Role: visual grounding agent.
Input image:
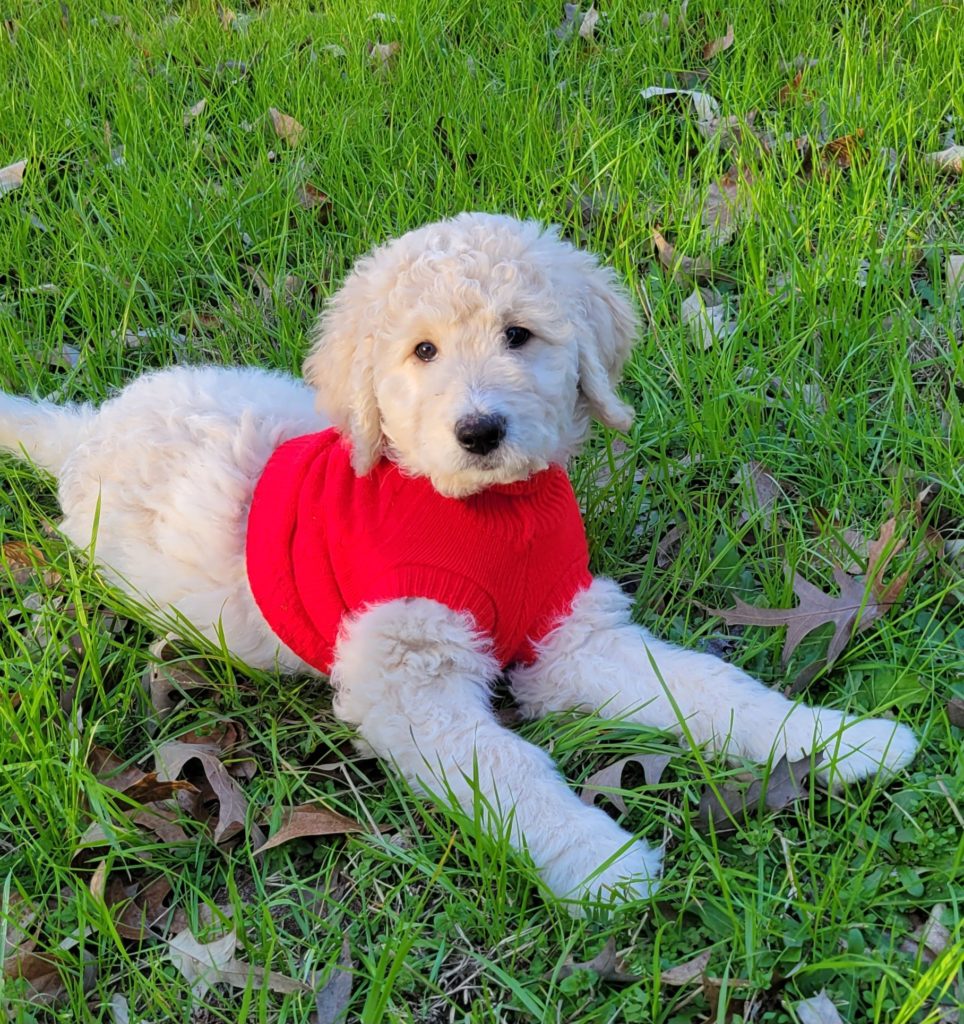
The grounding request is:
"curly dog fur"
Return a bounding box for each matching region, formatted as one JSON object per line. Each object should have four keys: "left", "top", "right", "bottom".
{"left": 0, "top": 212, "right": 917, "bottom": 907}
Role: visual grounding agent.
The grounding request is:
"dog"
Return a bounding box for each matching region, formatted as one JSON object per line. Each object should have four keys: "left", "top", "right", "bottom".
{"left": 0, "top": 212, "right": 917, "bottom": 907}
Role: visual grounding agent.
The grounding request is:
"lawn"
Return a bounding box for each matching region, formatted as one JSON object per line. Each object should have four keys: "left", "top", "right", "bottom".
{"left": 1, "top": 0, "right": 962, "bottom": 1021}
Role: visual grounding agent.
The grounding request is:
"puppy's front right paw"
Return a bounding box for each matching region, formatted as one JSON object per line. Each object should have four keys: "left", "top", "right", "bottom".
{"left": 539, "top": 809, "right": 662, "bottom": 911}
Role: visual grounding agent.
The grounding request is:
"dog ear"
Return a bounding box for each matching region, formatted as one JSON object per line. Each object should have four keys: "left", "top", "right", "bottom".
{"left": 303, "top": 259, "right": 383, "bottom": 474}
{"left": 574, "top": 260, "right": 639, "bottom": 432}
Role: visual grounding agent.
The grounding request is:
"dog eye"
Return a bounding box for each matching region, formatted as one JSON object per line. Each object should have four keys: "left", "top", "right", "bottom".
{"left": 504, "top": 326, "right": 531, "bottom": 349}
{"left": 414, "top": 341, "right": 438, "bottom": 362}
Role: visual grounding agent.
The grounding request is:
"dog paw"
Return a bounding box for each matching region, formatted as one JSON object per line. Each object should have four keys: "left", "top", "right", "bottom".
{"left": 815, "top": 716, "right": 918, "bottom": 787}
{"left": 539, "top": 811, "right": 662, "bottom": 911}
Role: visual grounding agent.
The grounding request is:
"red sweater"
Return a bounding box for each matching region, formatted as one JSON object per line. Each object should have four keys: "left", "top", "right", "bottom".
{"left": 245, "top": 429, "right": 592, "bottom": 674}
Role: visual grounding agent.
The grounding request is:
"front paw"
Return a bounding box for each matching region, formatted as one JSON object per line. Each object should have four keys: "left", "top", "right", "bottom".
{"left": 815, "top": 716, "right": 918, "bottom": 787}
{"left": 540, "top": 810, "right": 662, "bottom": 910}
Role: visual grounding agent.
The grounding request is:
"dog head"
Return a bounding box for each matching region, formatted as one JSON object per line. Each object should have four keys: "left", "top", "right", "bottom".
{"left": 303, "top": 212, "right": 638, "bottom": 497}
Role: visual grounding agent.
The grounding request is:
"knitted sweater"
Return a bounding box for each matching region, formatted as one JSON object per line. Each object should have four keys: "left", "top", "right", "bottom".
{"left": 245, "top": 429, "right": 592, "bottom": 674}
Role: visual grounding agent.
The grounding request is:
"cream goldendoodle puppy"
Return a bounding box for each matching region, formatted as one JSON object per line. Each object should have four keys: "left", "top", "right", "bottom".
{"left": 0, "top": 212, "right": 916, "bottom": 906}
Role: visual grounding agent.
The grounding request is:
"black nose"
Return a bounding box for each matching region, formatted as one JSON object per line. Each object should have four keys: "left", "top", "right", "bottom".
{"left": 455, "top": 413, "right": 507, "bottom": 456}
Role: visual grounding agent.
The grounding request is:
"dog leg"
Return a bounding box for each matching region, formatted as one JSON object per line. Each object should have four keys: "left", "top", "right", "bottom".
{"left": 510, "top": 579, "right": 917, "bottom": 787}
{"left": 331, "top": 598, "right": 662, "bottom": 905}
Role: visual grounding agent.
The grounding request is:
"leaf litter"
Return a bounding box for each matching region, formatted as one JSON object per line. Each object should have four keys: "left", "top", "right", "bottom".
{"left": 579, "top": 754, "right": 672, "bottom": 813}
{"left": 253, "top": 802, "right": 364, "bottom": 854}
{"left": 706, "top": 518, "right": 925, "bottom": 672}
{"left": 168, "top": 926, "right": 310, "bottom": 997}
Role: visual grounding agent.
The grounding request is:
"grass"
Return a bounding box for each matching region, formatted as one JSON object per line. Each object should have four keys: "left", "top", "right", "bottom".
{"left": 0, "top": 0, "right": 962, "bottom": 1021}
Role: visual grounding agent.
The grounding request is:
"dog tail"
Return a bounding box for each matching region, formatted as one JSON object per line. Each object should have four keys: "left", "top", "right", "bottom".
{"left": 0, "top": 392, "right": 94, "bottom": 477}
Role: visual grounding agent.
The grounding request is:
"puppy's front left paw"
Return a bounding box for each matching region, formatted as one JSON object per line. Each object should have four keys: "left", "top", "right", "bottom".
{"left": 816, "top": 716, "right": 918, "bottom": 787}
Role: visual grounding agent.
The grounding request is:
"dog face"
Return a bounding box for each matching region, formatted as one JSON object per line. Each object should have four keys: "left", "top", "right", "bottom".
{"left": 304, "top": 213, "right": 639, "bottom": 497}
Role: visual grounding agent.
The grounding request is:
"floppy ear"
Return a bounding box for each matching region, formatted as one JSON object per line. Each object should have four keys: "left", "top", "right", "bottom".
{"left": 573, "top": 259, "right": 639, "bottom": 432}
{"left": 303, "top": 257, "right": 383, "bottom": 474}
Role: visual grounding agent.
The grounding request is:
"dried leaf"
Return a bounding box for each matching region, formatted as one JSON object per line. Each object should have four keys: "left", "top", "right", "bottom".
{"left": 640, "top": 85, "right": 720, "bottom": 125}
{"left": 923, "top": 145, "right": 964, "bottom": 175}
{"left": 578, "top": 5, "right": 599, "bottom": 39}
{"left": 105, "top": 874, "right": 172, "bottom": 941}
{"left": 367, "top": 40, "right": 400, "bottom": 71}
{"left": 702, "top": 24, "right": 734, "bottom": 60}
{"left": 707, "top": 518, "right": 917, "bottom": 668}
{"left": 640, "top": 1, "right": 688, "bottom": 32}
{"left": 948, "top": 699, "right": 964, "bottom": 729}
{"left": 154, "top": 739, "right": 248, "bottom": 843}
{"left": 778, "top": 70, "right": 814, "bottom": 105}
{"left": 253, "top": 802, "right": 364, "bottom": 854}
{"left": 579, "top": 755, "right": 672, "bottom": 814}
{"left": 1, "top": 541, "right": 46, "bottom": 587}
{"left": 267, "top": 108, "right": 304, "bottom": 147}
{"left": 168, "top": 927, "right": 310, "bottom": 997}
{"left": 695, "top": 166, "right": 753, "bottom": 247}
{"left": 681, "top": 288, "right": 736, "bottom": 349}
{"left": 315, "top": 939, "right": 353, "bottom": 1024}
{"left": 656, "top": 524, "right": 686, "bottom": 569}
{"left": 697, "top": 754, "right": 815, "bottom": 834}
{"left": 793, "top": 990, "right": 846, "bottom": 1024}
{"left": 142, "top": 636, "right": 210, "bottom": 719}
{"left": 0, "top": 158, "right": 26, "bottom": 196}
{"left": 653, "top": 229, "right": 713, "bottom": 281}
{"left": 820, "top": 131, "right": 865, "bottom": 172}
{"left": 901, "top": 904, "right": 953, "bottom": 963}
{"left": 217, "top": 5, "right": 235, "bottom": 30}
{"left": 2, "top": 948, "right": 96, "bottom": 1007}
{"left": 946, "top": 254, "right": 964, "bottom": 304}
{"left": 183, "top": 99, "right": 206, "bottom": 127}
{"left": 49, "top": 344, "right": 81, "bottom": 369}
{"left": 660, "top": 949, "right": 711, "bottom": 986}
{"left": 296, "top": 181, "right": 333, "bottom": 222}
{"left": 557, "top": 937, "right": 640, "bottom": 985}
{"left": 732, "top": 461, "right": 788, "bottom": 523}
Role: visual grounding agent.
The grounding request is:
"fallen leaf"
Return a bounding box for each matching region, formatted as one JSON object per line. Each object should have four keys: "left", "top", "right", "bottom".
{"left": 295, "top": 181, "right": 333, "bottom": 222}
{"left": 793, "top": 990, "right": 846, "bottom": 1024}
{"left": 681, "top": 288, "right": 736, "bottom": 349}
{"left": 946, "top": 255, "right": 964, "bottom": 304}
{"left": 217, "top": 5, "right": 235, "bottom": 29}
{"left": 639, "top": 1, "right": 688, "bottom": 32}
{"left": 141, "top": 636, "right": 210, "bottom": 719}
{"left": 2, "top": 948, "right": 96, "bottom": 1007}
{"left": 778, "top": 70, "right": 814, "bottom": 105}
{"left": 656, "top": 523, "right": 686, "bottom": 569}
{"left": 105, "top": 874, "right": 173, "bottom": 941}
{"left": 48, "top": 344, "right": 82, "bottom": 369}
{"left": 697, "top": 754, "right": 815, "bottom": 834}
{"left": 253, "top": 802, "right": 364, "bottom": 854}
{"left": 923, "top": 145, "right": 964, "bottom": 175}
{"left": 653, "top": 230, "right": 712, "bottom": 280}
{"left": 267, "top": 108, "right": 304, "bottom": 147}
{"left": 901, "top": 904, "right": 952, "bottom": 963}
{"left": 706, "top": 518, "right": 917, "bottom": 668}
{"left": 578, "top": 5, "right": 599, "bottom": 39}
{"left": 660, "top": 949, "right": 711, "bottom": 986}
{"left": 557, "top": 937, "right": 640, "bottom": 985}
{"left": 702, "top": 24, "right": 734, "bottom": 60}
{"left": 154, "top": 737, "right": 249, "bottom": 843}
{"left": 1, "top": 541, "right": 46, "bottom": 587}
{"left": 948, "top": 699, "right": 964, "bottom": 728}
{"left": 732, "top": 461, "right": 789, "bottom": 523}
{"left": 819, "top": 131, "right": 865, "bottom": 172}
{"left": 183, "top": 99, "right": 207, "bottom": 127}
{"left": 0, "top": 158, "right": 26, "bottom": 196}
{"left": 579, "top": 755, "right": 672, "bottom": 814}
{"left": 367, "top": 40, "right": 400, "bottom": 72}
{"left": 640, "top": 85, "right": 720, "bottom": 125}
{"left": 695, "top": 166, "right": 753, "bottom": 247}
{"left": 315, "top": 939, "right": 353, "bottom": 1024}
{"left": 168, "top": 927, "right": 310, "bottom": 997}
